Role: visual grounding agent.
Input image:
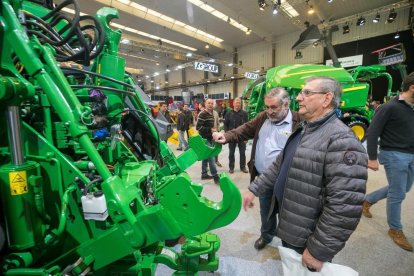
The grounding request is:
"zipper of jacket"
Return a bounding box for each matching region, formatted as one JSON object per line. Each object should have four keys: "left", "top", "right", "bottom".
{"left": 275, "top": 125, "right": 305, "bottom": 236}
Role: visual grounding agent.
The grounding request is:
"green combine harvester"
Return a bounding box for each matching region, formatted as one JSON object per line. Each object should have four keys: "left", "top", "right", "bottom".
{"left": 242, "top": 64, "right": 396, "bottom": 141}
{"left": 0, "top": 0, "right": 241, "bottom": 275}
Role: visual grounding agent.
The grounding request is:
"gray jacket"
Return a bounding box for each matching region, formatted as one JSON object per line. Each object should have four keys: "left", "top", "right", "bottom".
{"left": 249, "top": 111, "right": 367, "bottom": 262}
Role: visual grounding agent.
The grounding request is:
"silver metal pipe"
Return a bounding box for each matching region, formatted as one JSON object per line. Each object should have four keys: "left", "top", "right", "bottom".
{"left": 6, "top": 106, "right": 24, "bottom": 165}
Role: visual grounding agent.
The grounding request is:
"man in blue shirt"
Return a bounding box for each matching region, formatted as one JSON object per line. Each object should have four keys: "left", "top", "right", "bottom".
{"left": 213, "top": 88, "right": 300, "bottom": 250}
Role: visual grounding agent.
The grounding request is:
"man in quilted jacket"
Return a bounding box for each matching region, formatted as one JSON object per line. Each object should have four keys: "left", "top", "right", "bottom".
{"left": 243, "top": 76, "right": 368, "bottom": 271}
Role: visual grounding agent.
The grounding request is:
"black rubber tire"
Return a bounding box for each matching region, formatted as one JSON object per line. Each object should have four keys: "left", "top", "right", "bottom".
{"left": 347, "top": 121, "right": 368, "bottom": 142}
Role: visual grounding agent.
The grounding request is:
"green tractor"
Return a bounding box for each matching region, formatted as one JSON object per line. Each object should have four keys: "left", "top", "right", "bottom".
{"left": 242, "top": 64, "right": 396, "bottom": 141}
{"left": 0, "top": 1, "right": 241, "bottom": 275}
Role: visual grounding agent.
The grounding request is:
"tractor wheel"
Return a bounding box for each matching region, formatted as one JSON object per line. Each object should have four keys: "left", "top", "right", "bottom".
{"left": 347, "top": 121, "right": 368, "bottom": 142}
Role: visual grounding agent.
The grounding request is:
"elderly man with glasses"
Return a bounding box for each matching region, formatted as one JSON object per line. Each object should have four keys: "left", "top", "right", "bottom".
{"left": 243, "top": 76, "right": 368, "bottom": 271}
{"left": 213, "top": 88, "right": 301, "bottom": 250}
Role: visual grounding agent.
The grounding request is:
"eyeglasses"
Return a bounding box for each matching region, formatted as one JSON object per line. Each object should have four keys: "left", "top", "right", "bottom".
{"left": 299, "top": 89, "right": 328, "bottom": 97}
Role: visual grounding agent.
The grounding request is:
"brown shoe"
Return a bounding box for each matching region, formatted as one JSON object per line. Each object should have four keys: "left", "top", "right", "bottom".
{"left": 362, "top": 200, "right": 373, "bottom": 218}
{"left": 388, "top": 229, "right": 413, "bottom": 251}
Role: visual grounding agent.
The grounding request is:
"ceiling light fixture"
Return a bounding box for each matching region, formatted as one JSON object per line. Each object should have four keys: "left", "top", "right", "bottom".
{"left": 246, "top": 28, "right": 252, "bottom": 35}
{"left": 373, "top": 13, "right": 380, "bottom": 23}
{"left": 356, "top": 16, "right": 366, "bottom": 26}
{"left": 205, "top": 44, "right": 210, "bottom": 49}
{"left": 272, "top": 4, "right": 278, "bottom": 15}
{"left": 258, "top": 0, "right": 267, "bottom": 11}
{"left": 342, "top": 23, "right": 350, "bottom": 34}
{"left": 394, "top": 32, "right": 400, "bottom": 39}
{"left": 187, "top": 0, "right": 250, "bottom": 33}
{"left": 306, "top": 1, "right": 314, "bottom": 15}
{"left": 387, "top": 9, "right": 397, "bottom": 23}
{"left": 328, "top": 0, "right": 333, "bottom": 3}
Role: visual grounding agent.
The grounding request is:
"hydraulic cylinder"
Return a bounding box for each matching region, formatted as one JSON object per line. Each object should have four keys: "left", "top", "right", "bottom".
{"left": 0, "top": 162, "right": 41, "bottom": 250}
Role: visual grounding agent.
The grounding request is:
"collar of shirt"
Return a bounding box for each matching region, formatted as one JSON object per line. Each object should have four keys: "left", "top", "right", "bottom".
{"left": 271, "top": 110, "right": 292, "bottom": 126}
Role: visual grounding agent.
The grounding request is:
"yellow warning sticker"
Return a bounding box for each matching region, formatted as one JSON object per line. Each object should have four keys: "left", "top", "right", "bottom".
{"left": 9, "top": 171, "right": 28, "bottom": 195}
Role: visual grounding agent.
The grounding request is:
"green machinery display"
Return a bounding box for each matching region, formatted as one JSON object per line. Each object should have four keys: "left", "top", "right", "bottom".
{"left": 0, "top": 0, "right": 241, "bottom": 275}
{"left": 242, "top": 64, "right": 396, "bottom": 140}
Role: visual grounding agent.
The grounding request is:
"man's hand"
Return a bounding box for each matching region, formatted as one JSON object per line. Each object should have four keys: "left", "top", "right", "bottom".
{"left": 212, "top": 132, "right": 227, "bottom": 144}
{"left": 242, "top": 191, "right": 256, "bottom": 211}
{"left": 368, "top": 159, "right": 379, "bottom": 171}
{"left": 302, "top": 248, "right": 323, "bottom": 272}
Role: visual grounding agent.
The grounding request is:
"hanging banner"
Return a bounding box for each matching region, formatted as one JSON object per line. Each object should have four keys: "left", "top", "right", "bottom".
{"left": 194, "top": 62, "right": 219, "bottom": 73}
{"left": 244, "top": 72, "right": 260, "bottom": 80}
{"left": 326, "top": 55, "right": 363, "bottom": 68}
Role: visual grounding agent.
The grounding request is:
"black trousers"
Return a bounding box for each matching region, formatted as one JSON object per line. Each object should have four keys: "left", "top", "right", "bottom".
{"left": 228, "top": 142, "right": 246, "bottom": 170}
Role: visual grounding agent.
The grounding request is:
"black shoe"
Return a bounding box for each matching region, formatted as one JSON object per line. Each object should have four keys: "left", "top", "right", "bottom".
{"left": 201, "top": 175, "right": 213, "bottom": 180}
{"left": 229, "top": 169, "right": 234, "bottom": 174}
{"left": 254, "top": 237, "right": 269, "bottom": 250}
{"left": 241, "top": 168, "right": 248, "bottom": 173}
{"left": 213, "top": 176, "right": 220, "bottom": 184}
{"left": 177, "top": 148, "right": 183, "bottom": 151}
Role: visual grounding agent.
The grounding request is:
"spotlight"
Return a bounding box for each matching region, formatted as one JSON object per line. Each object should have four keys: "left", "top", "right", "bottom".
{"left": 343, "top": 23, "right": 350, "bottom": 34}
{"left": 205, "top": 44, "right": 210, "bottom": 49}
{"left": 387, "top": 9, "right": 397, "bottom": 23}
{"left": 308, "top": 5, "right": 314, "bottom": 15}
{"left": 313, "top": 41, "right": 319, "bottom": 47}
{"left": 356, "top": 16, "right": 365, "bottom": 26}
{"left": 258, "top": 0, "right": 267, "bottom": 11}
{"left": 394, "top": 32, "right": 400, "bottom": 39}
{"left": 272, "top": 4, "right": 278, "bottom": 15}
{"left": 373, "top": 13, "right": 380, "bottom": 23}
{"left": 328, "top": 0, "right": 333, "bottom": 3}
{"left": 295, "top": 50, "right": 303, "bottom": 59}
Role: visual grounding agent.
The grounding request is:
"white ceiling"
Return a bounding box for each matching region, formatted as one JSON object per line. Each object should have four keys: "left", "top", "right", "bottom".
{"left": 75, "top": 0, "right": 411, "bottom": 76}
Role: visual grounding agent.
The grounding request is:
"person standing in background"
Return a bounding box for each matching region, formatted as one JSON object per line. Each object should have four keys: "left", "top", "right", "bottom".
{"left": 223, "top": 98, "right": 248, "bottom": 174}
{"left": 183, "top": 104, "right": 193, "bottom": 140}
{"left": 196, "top": 99, "right": 219, "bottom": 184}
{"left": 363, "top": 72, "right": 414, "bottom": 251}
{"left": 160, "top": 102, "right": 172, "bottom": 123}
{"left": 218, "top": 101, "right": 228, "bottom": 119}
{"left": 176, "top": 107, "right": 188, "bottom": 151}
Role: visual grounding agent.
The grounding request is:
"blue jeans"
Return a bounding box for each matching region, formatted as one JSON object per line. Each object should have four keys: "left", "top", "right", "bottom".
{"left": 201, "top": 140, "right": 218, "bottom": 177}
{"left": 365, "top": 150, "right": 414, "bottom": 230}
{"left": 178, "top": 130, "right": 188, "bottom": 149}
{"left": 259, "top": 190, "right": 277, "bottom": 243}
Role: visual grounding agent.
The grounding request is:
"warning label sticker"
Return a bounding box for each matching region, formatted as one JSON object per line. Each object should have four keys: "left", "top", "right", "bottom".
{"left": 9, "top": 171, "right": 28, "bottom": 195}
